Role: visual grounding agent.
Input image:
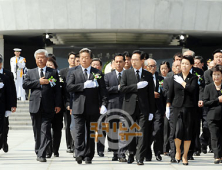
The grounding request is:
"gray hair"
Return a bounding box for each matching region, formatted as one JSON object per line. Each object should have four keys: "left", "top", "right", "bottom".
{"left": 34, "top": 49, "right": 48, "bottom": 58}
{"left": 183, "top": 50, "right": 195, "bottom": 57}
{"left": 144, "top": 58, "right": 157, "bottom": 66}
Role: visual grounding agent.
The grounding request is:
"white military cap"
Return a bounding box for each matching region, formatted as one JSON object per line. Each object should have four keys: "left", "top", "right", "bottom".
{"left": 13, "top": 48, "right": 22, "bottom": 52}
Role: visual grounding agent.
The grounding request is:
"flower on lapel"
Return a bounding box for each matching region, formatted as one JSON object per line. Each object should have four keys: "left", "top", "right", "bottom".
{"left": 59, "top": 76, "right": 64, "bottom": 83}
{"left": 195, "top": 72, "right": 203, "bottom": 80}
{"left": 48, "top": 76, "right": 57, "bottom": 87}
{"left": 159, "top": 80, "right": 164, "bottom": 88}
{"left": 93, "top": 72, "right": 102, "bottom": 80}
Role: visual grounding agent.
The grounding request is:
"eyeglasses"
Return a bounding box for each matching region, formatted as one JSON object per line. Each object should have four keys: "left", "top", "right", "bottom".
{"left": 147, "top": 65, "right": 156, "bottom": 68}
{"left": 131, "top": 59, "right": 140, "bottom": 62}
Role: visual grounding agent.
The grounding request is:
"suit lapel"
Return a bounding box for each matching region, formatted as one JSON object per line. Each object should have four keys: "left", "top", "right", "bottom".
{"left": 112, "top": 70, "right": 118, "bottom": 85}
{"left": 77, "top": 66, "right": 86, "bottom": 82}
{"left": 45, "top": 67, "right": 50, "bottom": 79}
{"left": 35, "top": 67, "right": 40, "bottom": 79}
{"left": 89, "top": 67, "right": 94, "bottom": 80}
{"left": 130, "top": 69, "right": 138, "bottom": 84}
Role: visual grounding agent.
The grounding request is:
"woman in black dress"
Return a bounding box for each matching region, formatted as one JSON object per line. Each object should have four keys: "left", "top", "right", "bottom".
{"left": 166, "top": 55, "right": 198, "bottom": 165}
{"left": 203, "top": 65, "right": 222, "bottom": 164}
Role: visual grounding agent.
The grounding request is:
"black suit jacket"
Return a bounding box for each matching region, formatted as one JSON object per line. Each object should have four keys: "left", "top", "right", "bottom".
{"left": 66, "top": 65, "right": 108, "bottom": 115}
{"left": 204, "top": 69, "right": 213, "bottom": 86}
{"left": 203, "top": 83, "right": 222, "bottom": 120}
{"left": 23, "top": 67, "right": 61, "bottom": 113}
{"left": 0, "top": 74, "right": 11, "bottom": 113}
{"left": 167, "top": 72, "right": 198, "bottom": 108}
{"left": 120, "top": 69, "right": 155, "bottom": 116}
{"left": 104, "top": 70, "right": 124, "bottom": 110}
{"left": 154, "top": 73, "right": 165, "bottom": 114}
{"left": 3, "top": 69, "right": 17, "bottom": 107}
{"left": 59, "top": 67, "right": 70, "bottom": 108}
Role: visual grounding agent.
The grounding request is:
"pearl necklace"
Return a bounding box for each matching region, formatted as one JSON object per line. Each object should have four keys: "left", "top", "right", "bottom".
{"left": 214, "top": 83, "right": 221, "bottom": 89}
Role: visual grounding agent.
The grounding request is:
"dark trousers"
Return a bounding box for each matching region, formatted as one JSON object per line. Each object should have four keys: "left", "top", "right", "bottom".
{"left": 128, "top": 102, "right": 148, "bottom": 162}
{"left": 2, "top": 117, "right": 9, "bottom": 148}
{"left": 208, "top": 119, "right": 222, "bottom": 158}
{"left": 163, "top": 116, "right": 170, "bottom": 153}
{"left": 200, "top": 107, "right": 211, "bottom": 150}
{"left": 30, "top": 106, "right": 54, "bottom": 158}
{"left": 72, "top": 113, "right": 99, "bottom": 160}
{"left": 0, "top": 112, "right": 5, "bottom": 149}
{"left": 64, "top": 109, "right": 74, "bottom": 150}
{"left": 169, "top": 108, "right": 176, "bottom": 158}
{"left": 46, "top": 110, "right": 63, "bottom": 155}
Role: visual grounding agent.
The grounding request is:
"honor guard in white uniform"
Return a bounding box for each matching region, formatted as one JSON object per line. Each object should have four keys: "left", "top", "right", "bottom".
{"left": 10, "top": 48, "right": 26, "bottom": 101}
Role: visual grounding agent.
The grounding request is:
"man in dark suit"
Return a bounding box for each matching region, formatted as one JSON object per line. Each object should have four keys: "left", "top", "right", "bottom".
{"left": 23, "top": 49, "right": 61, "bottom": 162}
{"left": 67, "top": 48, "right": 108, "bottom": 164}
{"left": 120, "top": 50, "right": 155, "bottom": 165}
{"left": 0, "top": 54, "right": 17, "bottom": 153}
{"left": 59, "top": 52, "right": 75, "bottom": 153}
{"left": 144, "top": 58, "right": 165, "bottom": 161}
{"left": 104, "top": 53, "right": 126, "bottom": 161}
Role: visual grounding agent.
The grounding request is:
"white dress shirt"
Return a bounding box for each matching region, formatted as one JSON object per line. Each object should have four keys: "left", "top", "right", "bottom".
{"left": 115, "top": 69, "right": 124, "bottom": 78}
{"left": 0, "top": 68, "right": 3, "bottom": 74}
{"left": 133, "top": 67, "right": 142, "bottom": 79}
{"left": 38, "top": 66, "right": 46, "bottom": 78}
{"left": 81, "top": 65, "right": 91, "bottom": 79}
{"left": 153, "top": 73, "right": 156, "bottom": 87}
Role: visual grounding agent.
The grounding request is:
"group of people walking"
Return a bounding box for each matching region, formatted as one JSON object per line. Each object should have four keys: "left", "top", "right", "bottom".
{"left": 0, "top": 47, "right": 222, "bottom": 166}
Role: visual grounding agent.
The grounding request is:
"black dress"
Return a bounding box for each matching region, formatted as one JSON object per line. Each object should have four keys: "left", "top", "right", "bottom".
{"left": 167, "top": 72, "right": 198, "bottom": 140}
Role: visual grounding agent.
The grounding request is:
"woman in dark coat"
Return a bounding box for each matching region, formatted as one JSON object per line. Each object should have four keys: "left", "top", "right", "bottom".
{"left": 203, "top": 65, "right": 222, "bottom": 164}
{"left": 166, "top": 55, "right": 198, "bottom": 165}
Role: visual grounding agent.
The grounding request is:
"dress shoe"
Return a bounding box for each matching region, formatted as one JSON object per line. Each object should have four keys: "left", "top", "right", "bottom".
{"left": 66, "top": 149, "right": 73, "bottom": 153}
{"left": 127, "top": 155, "right": 134, "bottom": 164}
{"left": 3, "top": 143, "right": 8, "bottom": 153}
{"left": 156, "top": 155, "right": 162, "bottom": 161}
{"left": 112, "top": 156, "right": 118, "bottom": 161}
{"left": 76, "top": 156, "right": 82, "bottom": 164}
{"left": 145, "top": 158, "right": 151, "bottom": 161}
{"left": 183, "top": 162, "right": 189, "bottom": 165}
{"left": 188, "top": 156, "right": 194, "bottom": 160}
{"left": 214, "top": 159, "right": 220, "bottom": 164}
{"left": 98, "top": 152, "right": 104, "bottom": 157}
{"left": 182, "top": 157, "right": 188, "bottom": 165}
{"left": 54, "top": 153, "right": 59, "bottom": 157}
{"left": 137, "top": 161, "right": 144, "bottom": 165}
{"left": 119, "top": 158, "right": 127, "bottom": 162}
{"left": 85, "top": 157, "right": 92, "bottom": 164}
{"left": 170, "top": 158, "right": 177, "bottom": 163}
{"left": 202, "top": 149, "right": 207, "bottom": 154}
{"left": 37, "top": 157, "right": 47, "bottom": 162}
{"left": 194, "top": 151, "right": 200, "bottom": 156}
{"left": 46, "top": 154, "right": 52, "bottom": 158}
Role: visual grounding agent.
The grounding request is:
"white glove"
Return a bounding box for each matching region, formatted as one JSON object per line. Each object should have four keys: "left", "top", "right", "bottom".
{"left": 174, "top": 75, "right": 184, "bottom": 84}
{"left": 0, "top": 82, "right": 4, "bottom": 89}
{"left": 84, "top": 80, "right": 96, "bottom": 89}
{"left": 5, "top": 111, "right": 12, "bottom": 117}
{"left": 166, "top": 107, "right": 170, "bottom": 120}
{"left": 148, "top": 113, "right": 153, "bottom": 121}
{"left": 137, "top": 81, "right": 148, "bottom": 89}
{"left": 18, "top": 61, "right": 25, "bottom": 68}
{"left": 100, "top": 105, "right": 107, "bottom": 115}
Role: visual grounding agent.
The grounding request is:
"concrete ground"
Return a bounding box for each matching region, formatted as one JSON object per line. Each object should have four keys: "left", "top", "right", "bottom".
{"left": 0, "top": 130, "right": 221, "bottom": 170}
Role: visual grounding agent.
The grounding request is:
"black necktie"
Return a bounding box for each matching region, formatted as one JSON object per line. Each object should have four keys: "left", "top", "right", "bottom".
{"left": 118, "top": 73, "right": 121, "bottom": 85}
{"left": 84, "top": 69, "right": 88, "bottom": 80}
{"left": 136, "top": 70, "right": 140, "bottom": 82}
{"left": 40, "top": 68, "right": 44, "bottom": 78}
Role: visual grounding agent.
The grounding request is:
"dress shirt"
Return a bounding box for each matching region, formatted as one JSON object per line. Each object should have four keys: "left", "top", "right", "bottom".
{"left": 81, "top": 65, "right": 91, "bottom": 79}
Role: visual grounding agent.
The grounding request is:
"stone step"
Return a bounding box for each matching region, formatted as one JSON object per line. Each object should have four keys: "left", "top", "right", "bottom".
{"left": 15, "top": 109, "right": 29, "bottom": 112}
{"left": 10, "top": 113, "right": 30, "bottom": 117}
{"left": 9, "top": 117, "right": 32, "bottom": 121}
{"left": 9, "top": 121, "right": 32, "bottom": 125}
{"left": 9, "top": 125, "right": 33, "bottom": 130}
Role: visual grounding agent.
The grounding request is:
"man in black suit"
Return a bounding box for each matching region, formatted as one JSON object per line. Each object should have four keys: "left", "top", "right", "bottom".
{"left": 144, "top": 58, "right": 165, "bottom": 161}
{"left": 67, "top": 48, "right": 108, "bottom": 164}
{"left": 23, "top": 49, "right": 61, "bottom": 162}
{"left": 104, "top": 53, "right": 126, "bottom": 161}
{"left": 120, "top": 50, "right": 155, "bottom": 165}
{"left": 59, "top": 52, "right": 75, "bottom": 154}
{"left": 0, "top": 54, "right": 17, "bottom": 153}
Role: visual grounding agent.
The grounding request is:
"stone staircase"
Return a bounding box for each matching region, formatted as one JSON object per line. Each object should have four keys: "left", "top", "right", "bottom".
{"left": 9, "top": 101, "right": 32, "bottom": 130}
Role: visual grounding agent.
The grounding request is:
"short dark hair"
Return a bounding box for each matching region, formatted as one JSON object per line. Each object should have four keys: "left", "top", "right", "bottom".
{"left": 68, "top": 52, "right": 76, "bottom": 59}
{"left": 182, "top": 55, "right": 194, "bottom": 65}
{"left": 159, "top": 61, "right": 171, "bottom": 73}
{"left": 173, "top": 52, "right": 183, "bottom": 61}
{"left": 48, "top": 53, "right": 56, "bottom": 61}
{"left": 132, "top": 50, "right": 142, "bottom": 60}
{"left": 194, "top": 56, "right": 204, "bottom": 63}
{"left": 123, "top": 51, "right": 132, "bottom": 58}
{"left": 48, "top": 57, "right": 58, "bottom": 69}
{"left": 0, "top": 54, "right": 3, "bottom": 63}
{"left": 75, "top": 53, "right": 80, "bottom": 58}
{"left": 92, "top": 58, "right": 102, "bottom": 66}
{"left": 79, "top": 48, "right": 93, "bottom": 59}
{"left": 212, "top": 65, "right": 222, "bottom": 73}
{"left": 114, "top": 53, "right": 125, "bottom": 61}
{"left": 141, "top": 52, "right": 149, "bottom": 60}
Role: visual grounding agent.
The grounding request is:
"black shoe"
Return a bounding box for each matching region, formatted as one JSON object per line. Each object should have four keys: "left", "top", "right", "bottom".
{"left": 67, "top": 149, "right": 73, "bottom": 153}
{"left": 170, "top": 158, "right": 177, "bottom": 163}
{"left": 137, "top": 161, "right": 144, "bottom": 165}
{"left": 202, "top": 149, "right": 207, "bottom": 154}
{"left": 127, "top": 155, "right": 134, "bottom": 164}
{"left": 145, "top": 158, "right": 151, "bottom": 161}
{"left": 156, "top": 155, "right": 162, "bottom": 161}
{"left": 46, "top": 154, "right": 52, "bottom": 158}
{"left": 76, "top": 156, "right": 82, "bottom": 164}
{"left": 119, "top": 158, "right": 127, "bottom": 162}
{"left": 214, "top": 159, "right": 220, "bottom": 164}
{"left": 112, "top": 156, "right": 118, "bottom": 161}
{"left": 54, "top": 153, "right": 59, "bottom": 157}
{"left": 108, "top": 148, "right": 111, "bottom": 152}
{"left": 183, "top": 162, "right": 189, "bottom": 165}
{"left": 208, "top": 149, "right": 213, "bottom": 153}
{"left": 164, "top": 152, "right": 170, "bottom": 156}
{"left": 194, "top": 151, "right": 200, "bottom": 156}
{"left": 188, "top": 156, "right": 194, "bottom": 160}
{"left": 98, "top": 152, "right": 104, "bottom": 157}
{"left": 37, "top": 157, "right": 47, "bottom": 162}
{"left": 3, "top": 143, "right": 8, "bottom": 153}
{"left": 85, "top": 157, "right": 92, "bottom": 164}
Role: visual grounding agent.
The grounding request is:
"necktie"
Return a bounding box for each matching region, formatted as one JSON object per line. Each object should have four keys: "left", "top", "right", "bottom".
{"left": 136, "top": 70, "right": 140, "bottom": 82}
{"left": 40, "top": 68, "right": 44, "bottom": 78}
{"left": 118, "top": 73, "right": 121, "bottom": 85}
{"left": 153, "top": 75, "right": 156, "bottom": 87}
{"left": 84, "top": 69, "right": 88, "bottom": 80}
